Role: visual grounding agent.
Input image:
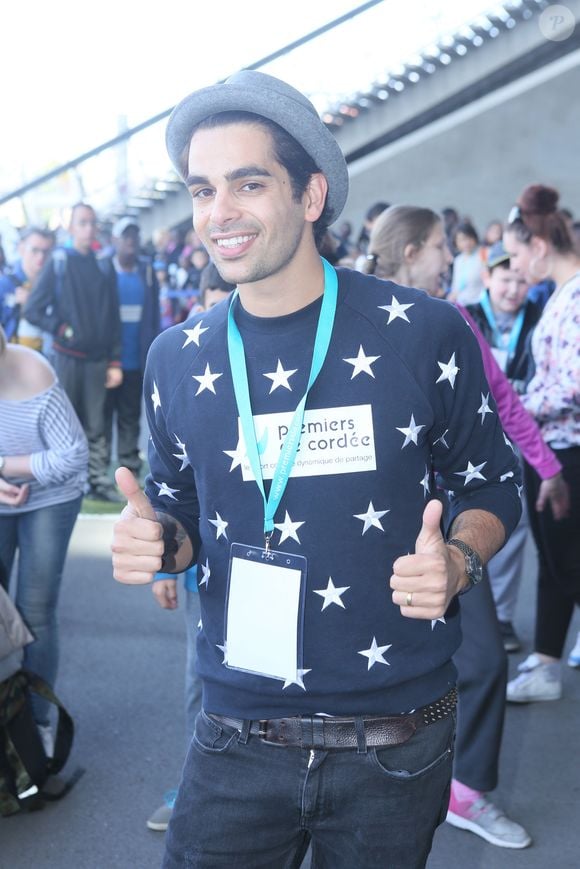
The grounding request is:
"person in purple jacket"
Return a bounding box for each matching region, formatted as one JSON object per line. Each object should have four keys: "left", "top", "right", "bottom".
{"left": 367, "top": 204, "right": 568, "bottom": 850}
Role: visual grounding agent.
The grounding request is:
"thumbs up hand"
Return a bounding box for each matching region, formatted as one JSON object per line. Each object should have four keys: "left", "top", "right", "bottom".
{"left": 390, "top": 499, "right": 464, "bottom": 620}
{"left": 111, "top": 467, "right": 164, "bottom": 585}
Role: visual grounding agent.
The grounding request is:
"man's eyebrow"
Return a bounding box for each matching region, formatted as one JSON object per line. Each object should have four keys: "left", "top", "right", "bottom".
{"left": 186, "top": 173, "right": 209, "bottom": 188}
{"left": 226, "top": 166, "right": 272, "bottom": 182}
{"left": 185, "top": 166, "right": 272, "bottom": 187}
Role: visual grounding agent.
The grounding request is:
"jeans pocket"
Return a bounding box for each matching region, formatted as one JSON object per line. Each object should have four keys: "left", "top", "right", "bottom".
{"left": 192, "top": 710, "right": 239, "bottom": 755}
{"left": 369, "top": 714, "right": 455, "bottom": 781}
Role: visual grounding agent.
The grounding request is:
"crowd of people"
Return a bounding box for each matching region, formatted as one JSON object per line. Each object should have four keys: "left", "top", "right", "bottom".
{"left": 1, "top": 68, "right": 579, "bottom": 868}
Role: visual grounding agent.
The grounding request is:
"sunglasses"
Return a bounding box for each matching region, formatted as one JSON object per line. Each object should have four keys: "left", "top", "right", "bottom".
{"left": 365, "top": 253, "right": 378, "bottom": 275}
{"left": 507, "top": 205, "right": 522, "bottom": 225}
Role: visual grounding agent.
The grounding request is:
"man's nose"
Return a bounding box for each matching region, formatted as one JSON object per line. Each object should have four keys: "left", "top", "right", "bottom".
{"left": 210, "top": 189, "right": 241, "bottom": 226}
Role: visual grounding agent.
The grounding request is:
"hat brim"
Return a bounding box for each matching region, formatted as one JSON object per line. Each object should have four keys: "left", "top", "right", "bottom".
{"left": 166, "top": 80, "right": 348, "bottom": 223}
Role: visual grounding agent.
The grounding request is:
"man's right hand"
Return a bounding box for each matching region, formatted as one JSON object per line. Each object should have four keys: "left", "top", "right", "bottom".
{"left": 111, "top": 467, "right": 164, "bottom": 584}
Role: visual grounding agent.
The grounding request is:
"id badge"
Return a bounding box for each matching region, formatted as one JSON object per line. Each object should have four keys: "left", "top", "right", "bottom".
{"left": 224, "top": 543, "right": 307, "bottom": 683}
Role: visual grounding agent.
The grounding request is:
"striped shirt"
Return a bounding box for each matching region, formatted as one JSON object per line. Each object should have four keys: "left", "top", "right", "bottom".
{"left": 0, "top": 381, "right": 88, "bottom": 515}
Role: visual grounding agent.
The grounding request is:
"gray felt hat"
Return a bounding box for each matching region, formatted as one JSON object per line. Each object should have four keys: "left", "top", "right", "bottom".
{"left": 165, "top": 70, "right": 349, "bottom": 223}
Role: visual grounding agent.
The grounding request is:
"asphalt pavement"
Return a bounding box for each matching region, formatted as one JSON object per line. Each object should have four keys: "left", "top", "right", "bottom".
{"left": 1, "top": 513, "right": 579, "bottom": 869}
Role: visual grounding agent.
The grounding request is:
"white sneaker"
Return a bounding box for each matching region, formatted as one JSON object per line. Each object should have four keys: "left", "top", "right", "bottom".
{"left": 507, "top": 653, "right": 562, "bottom": 703}
{"left": 567, "top": 632, "right": 580, "bottom": 669}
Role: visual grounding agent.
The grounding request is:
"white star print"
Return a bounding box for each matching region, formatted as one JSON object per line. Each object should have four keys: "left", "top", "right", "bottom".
{"left": 263, "top": 359, "right": 298, "bottom": 393}
{"left": 223, "top": 437, "right": 246, "bottom": 471}
{"left": 431, "top": 617, "right": 446, "bottom": 630}
{"left": 378, "top": 296, "right": 414, "bottom": 325}
{"left": 516, "top": 484, "right": 524, "bottom": 498}
{"left": 313, "top": 577, "right": 350, "bottom": 611}
{"left": 456, "top": 461, "right": 487, "bottom": 485}
{"left": 199, "top": 559, "right": 210, "bottom": 589}
{"left": 477, "top": 392, "right": 494, "bottom": 424}
{"left": 436, "top": 353, "right": 460, "bottom": 388}
{"left": 504, "top": 432, "right": 515, "bottom": 452}
{"left": 151, "top": 381, "right": 161, "bottom": 412}
{"left": 192, "top": 363, "right": 223, "bottom": 396}
{"left": 216, "top": 643, "right": 228, "bottom": 664}
{"left": 209, "top": 512, "right": 228, "bottom": 540}
{"left": 155, "top": 481, "right": 179, "bottom": 500}
{"left": 358, "top": 637, "right": 392, "bottom": 670}
{"left": 283, "top": 668, "right": 312, "bottom": 690}
{"left": 182, "top": 321, "right": 209, "bottom": 348}
{"left": 354, "top": 501, "right": 390, "bottom": 534}
{"left": 434, "top": 429, "right": 450, "bottom": 449}
{"left": 396, "top": 414, "right": 425, "bottom": 448}
{"left": 343, "top": 345, "right": 381, "bottom": 379}
{"left": 500, "top": 471, "right": 514, "bottom": 482}
{"left": 274, "top": 511, "right": 305, "bottom": 544}
{"left": 172, "top": 435, "right": 191, "bottom": 471}
{"left": 198, "top": 618, "right": 203, "bottom": 629}
{"left": 420, "top": 467, "right": 431, "bottom": 497}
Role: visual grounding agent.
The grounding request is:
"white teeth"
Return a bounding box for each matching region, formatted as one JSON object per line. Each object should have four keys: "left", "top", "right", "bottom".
{"left": 216, "top": 235, "right": 254, "bottom": 248}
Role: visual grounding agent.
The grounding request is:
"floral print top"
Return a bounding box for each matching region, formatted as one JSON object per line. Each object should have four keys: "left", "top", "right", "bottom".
{"left": 522, "top": 272, "right": 580, "bottom": 447}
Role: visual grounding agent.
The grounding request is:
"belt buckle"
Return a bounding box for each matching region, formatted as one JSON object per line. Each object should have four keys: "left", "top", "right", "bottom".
{"left": 258, "top": 719, "right": 269, "bottom": 740}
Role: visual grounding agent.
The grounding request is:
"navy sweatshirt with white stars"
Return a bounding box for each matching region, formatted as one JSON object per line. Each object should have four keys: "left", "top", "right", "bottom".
{"left": 144, "top": 267, "right": 521, "bottom": 719}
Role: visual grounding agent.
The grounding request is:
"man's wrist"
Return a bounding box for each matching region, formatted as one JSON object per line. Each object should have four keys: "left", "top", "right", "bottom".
{"left": 446, "top": 544, "right": 470, "bottom": 594}
{"left": 446, "top": 538, "right": 484, "bottom": 595}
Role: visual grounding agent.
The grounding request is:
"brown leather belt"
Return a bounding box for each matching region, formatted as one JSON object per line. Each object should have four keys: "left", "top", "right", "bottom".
{"left": 208, "top": 688, "right": 457, "bottom": 750}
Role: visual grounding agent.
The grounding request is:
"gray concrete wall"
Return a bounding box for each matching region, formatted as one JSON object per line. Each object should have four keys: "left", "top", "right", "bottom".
{"left": 341, "top": 50, "right": 580, "bottom": 233}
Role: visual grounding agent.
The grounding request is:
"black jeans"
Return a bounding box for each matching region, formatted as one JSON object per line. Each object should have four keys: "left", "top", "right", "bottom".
{"left": 163, "top": 710, "right": 454, "bottom": 869}
{"left": 525, "top": 447, "right": 580, "bottom": 658}
{"left": 103, "top": 369, "right": 143, "bottom": 474}
{"left": 54, "top": 353, "right": 109, "bottom": 489}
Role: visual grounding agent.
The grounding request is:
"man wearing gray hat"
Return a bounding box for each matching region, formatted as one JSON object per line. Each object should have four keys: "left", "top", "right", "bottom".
{"left": 112, "top": 71, "right": 521, "bottom": 867}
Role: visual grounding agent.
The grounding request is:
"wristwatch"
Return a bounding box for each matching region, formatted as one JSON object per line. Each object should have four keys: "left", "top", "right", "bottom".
{"left": 0, "top": 456, "right": 5, "bottom": 477}
{"left": 447, "top": 538, "right": 483, "bottom": 594}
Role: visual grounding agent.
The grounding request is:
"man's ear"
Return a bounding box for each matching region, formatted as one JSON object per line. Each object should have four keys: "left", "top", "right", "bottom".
{"left": 304, "top": 173, "right": 328, "bottom": 224}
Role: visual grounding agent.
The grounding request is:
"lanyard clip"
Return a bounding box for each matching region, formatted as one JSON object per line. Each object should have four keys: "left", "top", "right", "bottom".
{"left": 263, "top": 533, "right": 274, "bottom": 560}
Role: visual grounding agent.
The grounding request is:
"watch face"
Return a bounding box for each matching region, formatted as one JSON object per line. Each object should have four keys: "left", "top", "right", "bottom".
{"left": 466, "top": 553, "right": 483, "bottom": 583}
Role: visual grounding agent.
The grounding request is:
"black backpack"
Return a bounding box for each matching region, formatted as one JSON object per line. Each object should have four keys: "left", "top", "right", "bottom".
{"left": 0, "top": 669, "right": 75, "bottom": 816}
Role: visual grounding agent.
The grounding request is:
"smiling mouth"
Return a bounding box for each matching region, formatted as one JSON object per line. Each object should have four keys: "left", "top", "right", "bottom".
{"left": 215, "top": 234, "right": 257, "bottom": 249}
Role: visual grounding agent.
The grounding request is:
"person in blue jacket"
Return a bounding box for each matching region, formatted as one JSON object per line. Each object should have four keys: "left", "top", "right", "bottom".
{"left": 100, "top": 217, "right": 160, "bottom": 478}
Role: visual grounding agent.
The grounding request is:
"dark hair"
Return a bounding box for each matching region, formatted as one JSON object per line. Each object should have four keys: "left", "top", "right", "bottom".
{"left": 365, "top": 202, "right": 390, "bottom": 223}
{"left": 489, "top": 259, "right": 511, "bottom": 274}
{"left": 367, "top": 205, "right": 440, "bottom": 278}
{"left": 199, "top": 261, "right": 235, "bottom": 294}
{"left": 70, "top": 202, "right": 95, "bottom": 219}
{"left": 509, "top": 184, "right": 573, "bottom": 253}
{"left": 184, "top": 111, "right": 332, "bottom": 245}
{"left": 20, "top": 226, "right": 55, "bottom": 244}
{"left": 453, "top": 221, "right": 479, "bottom": 245}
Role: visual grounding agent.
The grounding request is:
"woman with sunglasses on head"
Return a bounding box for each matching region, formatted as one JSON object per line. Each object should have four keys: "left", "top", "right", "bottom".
{"left": 366, "top": 204, "right": 569, "bottom": 849}
{"left": 0, "top": 324, "right": 87, "bottom": 753}
{"left": 503, "top": 185, "right": 580, "bottom": 697}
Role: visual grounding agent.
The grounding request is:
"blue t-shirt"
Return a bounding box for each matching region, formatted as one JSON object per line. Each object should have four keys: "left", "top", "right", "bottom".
{"left": 116, "top": 270, "right": 144, "bottom": 370}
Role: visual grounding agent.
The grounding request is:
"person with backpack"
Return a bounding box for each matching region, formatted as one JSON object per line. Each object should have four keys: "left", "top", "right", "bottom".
{"left": 24, "top": 203, "right": 123, "bottom": 502}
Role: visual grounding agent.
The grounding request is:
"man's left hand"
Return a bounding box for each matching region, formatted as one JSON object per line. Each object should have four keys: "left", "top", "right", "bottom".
{"left": 390, "top": 499, "right": 464, "bottom": 620}
{"left": 106, "top": 366, "right": 123, "bottom": 389}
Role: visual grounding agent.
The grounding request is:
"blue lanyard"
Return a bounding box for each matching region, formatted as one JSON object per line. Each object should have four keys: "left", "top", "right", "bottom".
{"left": 479, "top": 291, "right": 525, "bottom": 360}
{"left": 227, "top": 257, "right": 338, "bottom": 542}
